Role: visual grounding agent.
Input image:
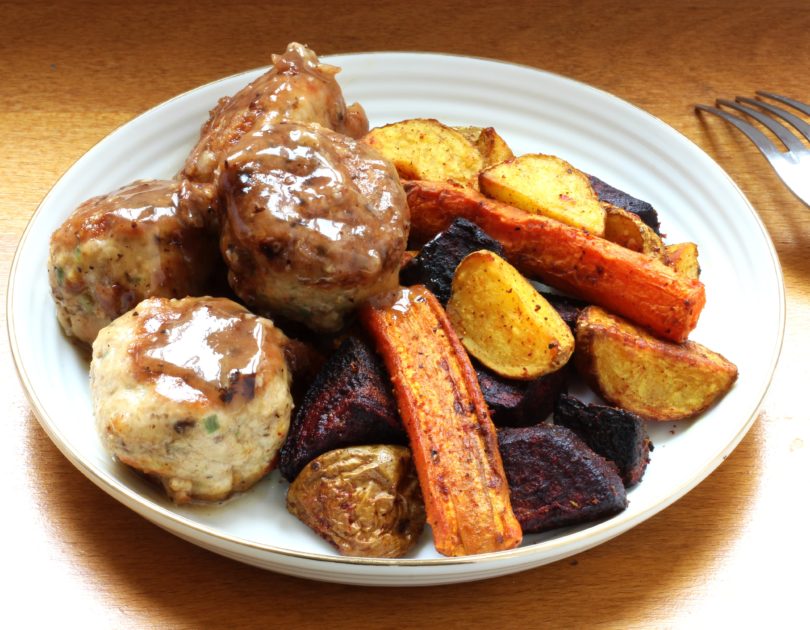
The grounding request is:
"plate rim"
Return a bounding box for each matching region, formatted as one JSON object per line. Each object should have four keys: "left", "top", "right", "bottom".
{"left": 6, "top": 50, "right": 786, "bottom": 575}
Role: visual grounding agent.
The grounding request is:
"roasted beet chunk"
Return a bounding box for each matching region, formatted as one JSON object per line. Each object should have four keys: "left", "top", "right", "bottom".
{"left": 554, "top": 394, "right": 653, "bottom": 487}
{"left": 476, "top": 362, "right": 568, "bottom": 426}
{"left": 279, "top": 336, "right": 406, "bottom": 481}
{"left": 587, "top": 174, "right": 661, "bottom": 236}
{"left": 498, "top": 424, "right": 627, "bottom": 533}
{"left": 400, "top": 217, "right": 504, "bottom": 304}
{"left": 283, "top": 337, "right": 327, "bottom": 407}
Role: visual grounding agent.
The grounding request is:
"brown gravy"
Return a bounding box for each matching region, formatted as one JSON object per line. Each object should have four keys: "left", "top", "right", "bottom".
{"left": 130, "top": 298, "right": 284, "bottom": 407}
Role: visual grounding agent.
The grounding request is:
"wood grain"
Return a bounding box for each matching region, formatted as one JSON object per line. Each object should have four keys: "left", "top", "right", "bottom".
{"left": 3, "top": 1, "right": 809, "bottom": 627}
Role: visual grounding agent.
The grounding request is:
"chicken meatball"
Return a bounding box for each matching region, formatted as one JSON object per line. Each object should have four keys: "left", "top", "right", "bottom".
{"left": 218, "top": 122, "right": 409, "bottom": 333}
{"left": 181, "top": 42, "right": 369, "bottom": 213}
{"left": 48, "top": 179, "right": 216, "bottom": 345}
{"left": 91, "top": 296, "right": 293, "bottom": 504}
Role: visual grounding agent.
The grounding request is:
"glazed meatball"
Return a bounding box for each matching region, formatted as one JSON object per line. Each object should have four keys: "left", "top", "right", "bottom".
{"left": 219, "top": 122, "right": 409, "bottom": 333}
{"left": 181, "top": 42, "right": 369, "bottom": 212}
{"left": 91, "top": 296, "right": 293, "bottom": 504}
{"left": 48, "top": 179, "right": 216, "bottom": 345}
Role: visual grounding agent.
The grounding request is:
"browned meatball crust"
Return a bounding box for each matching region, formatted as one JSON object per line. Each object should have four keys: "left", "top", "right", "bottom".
{"left": 219, "top": 122, "right": 409, "bottom": 333}
{"left": 48, "top": 179, "right": 217, "bottom": 345}
{"left": 181, "top": 42, "right": 369, "bottom": 214}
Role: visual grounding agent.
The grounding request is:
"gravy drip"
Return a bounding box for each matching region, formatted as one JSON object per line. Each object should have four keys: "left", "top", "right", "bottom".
{"left": 130, "top": 298, "right": 284, "bottom": 407}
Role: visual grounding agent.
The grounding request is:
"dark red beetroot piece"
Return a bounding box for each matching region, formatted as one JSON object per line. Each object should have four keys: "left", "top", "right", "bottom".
{"left": 554, "top": 394, "right": 653, "bottom": 487}
{"left": 587, "top": 174, "right": 662, "bottom": 235}
{"left": 283, "top": 338, "right": 327, "bottom": 407}
{"left": 476, "top": 362, "right": 569, "bottom": 427}
{"left": 278, "top": 336, "right": 406, "bottom": 481}
{"left": 400, "top": 217, "right": 504, "bottom": 304}
{"left": 498, "top": 424, "right": 627, "bottom": 533}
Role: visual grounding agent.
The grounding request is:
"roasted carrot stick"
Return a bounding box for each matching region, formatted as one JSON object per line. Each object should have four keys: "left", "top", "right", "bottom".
{"left": 360, "top": 286, "right": 522, "bottom": 556}
{"left": 405, "top": 180, "right": 705, "bottom": 343}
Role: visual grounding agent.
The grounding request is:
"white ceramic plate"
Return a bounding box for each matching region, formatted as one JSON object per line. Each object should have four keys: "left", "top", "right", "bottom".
{"left": 8, "top": 52, "right": 784, "bottom": 586}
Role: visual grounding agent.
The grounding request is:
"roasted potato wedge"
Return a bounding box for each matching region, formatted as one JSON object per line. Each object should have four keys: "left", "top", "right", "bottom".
{"left": 286, "top": 445, "right": 425, "bottom": 558}
{"left": 363, "top": 118, "right": 483, "bottom": 186}
{"left": 603, "top": 203, "right": 666, "bottom": 259}
{"left": 446, "top": 250, "right": 575, "bottom": 380}
{"left": 575, "top": 306, "right": 738, "bottom": 420}
{"left": 455, "top": 126, "right": 514, "bottom": 166}
{"left": 665, "top": 242, "right": 701, "bottom": 279}
{"left": 479, "top": 154, "right": 606, "bottom": 236}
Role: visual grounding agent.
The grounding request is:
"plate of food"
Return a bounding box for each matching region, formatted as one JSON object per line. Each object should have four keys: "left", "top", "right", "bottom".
{"left": 8, "top": 45, "right": 783, "bottom": 586}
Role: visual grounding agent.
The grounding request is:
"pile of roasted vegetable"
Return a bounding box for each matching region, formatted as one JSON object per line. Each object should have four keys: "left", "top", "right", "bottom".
{"left": 282, "top": 118, "right": 738, "bottom": 558}
{"left": 54, "top": 44, "right": 738, "bottom": 562}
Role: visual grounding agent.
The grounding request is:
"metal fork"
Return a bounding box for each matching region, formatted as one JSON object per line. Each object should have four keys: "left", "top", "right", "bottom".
{"left": 696, "top": 91, "right": 810, "bottom": 206}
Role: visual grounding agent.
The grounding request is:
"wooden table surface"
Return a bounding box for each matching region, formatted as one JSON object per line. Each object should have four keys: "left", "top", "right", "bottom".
{"left": 3, "top": 1, "right": 808, "bottom": 627}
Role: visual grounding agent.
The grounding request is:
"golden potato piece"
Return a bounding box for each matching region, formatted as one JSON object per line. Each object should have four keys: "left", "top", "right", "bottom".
{"left": 363, "top": 118, "right": 483, "bottom": 186}
{"left": 575, "top": 306, "right": 738, "bottom": 421}
{"left": 479, "top": 153, "right": 606, "bottom": 236}
{"left": 455, "top": 126, "right": 515, "bottom": 166}
{"left": 286, "top": 445, "right": 425, "bottom": 558}
{"left": 665, "top": 242, "right": 701, "bottom": 280}
{"left": 603, "top": 203, "right": 665, "bottom": 259}
{"left": 446, "top": 250, "right": 574, "bottom": 380}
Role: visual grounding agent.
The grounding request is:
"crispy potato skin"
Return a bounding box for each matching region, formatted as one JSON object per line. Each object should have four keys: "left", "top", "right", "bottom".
{"left": 575, "top": 306, "right": 738, "bottom": 420}
{"left": 446, "top": 250, "right": 574, "bottom": 380}
{"left": 361, "top": 286, "right": 522, "bottom": 556}
{"left": 363, "top": 118, "right": 484, "bottom": 186}
{"left": 479, "top": 154, "right": 606, "bottom": 236}
{"left": 603, "top": 203, "right": 665, "bottom": 259}
{"left": 405, "top": 180, "right": 706, "bottom": 343}
{"left": 286, "top": 445, "right": 425, "bottom": 558}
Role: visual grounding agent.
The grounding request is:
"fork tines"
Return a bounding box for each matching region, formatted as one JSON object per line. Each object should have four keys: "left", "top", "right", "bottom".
{"left": 696, "top": 91, "right": 810, "bottom": 206}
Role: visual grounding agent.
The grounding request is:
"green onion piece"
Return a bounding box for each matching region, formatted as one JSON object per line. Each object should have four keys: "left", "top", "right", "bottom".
{"left": 203, "top": 414, "right": 220, "bottom": 433}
